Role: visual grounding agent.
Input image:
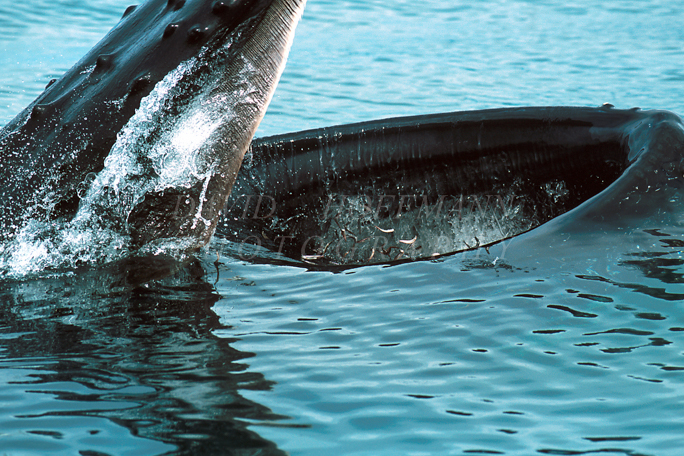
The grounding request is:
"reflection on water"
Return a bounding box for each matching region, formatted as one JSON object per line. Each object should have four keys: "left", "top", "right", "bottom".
{"left": 0, "top": 260, "right": 288, "bottom": 455}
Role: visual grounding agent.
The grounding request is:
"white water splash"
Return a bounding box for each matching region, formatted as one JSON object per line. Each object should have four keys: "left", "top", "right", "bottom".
{"left": 83, "top": 57, "right": 210, "bottom": 219}
{"left": 0, "top": 55, "right": 225, "bottom": 278}
{"left": 0, "top": 218, "right": 130, "bottom": 276}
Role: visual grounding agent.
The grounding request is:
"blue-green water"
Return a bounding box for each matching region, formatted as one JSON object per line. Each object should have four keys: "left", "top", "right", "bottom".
{"left": 1, "top": 1, "right": 684, "bottom": 455}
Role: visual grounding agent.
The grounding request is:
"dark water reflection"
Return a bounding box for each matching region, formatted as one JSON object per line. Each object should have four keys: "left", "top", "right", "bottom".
{"left": 0, "top": 260, "right": 287, "bottom": 455}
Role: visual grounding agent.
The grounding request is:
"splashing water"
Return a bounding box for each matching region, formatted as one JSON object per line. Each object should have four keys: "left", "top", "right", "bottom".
{"left": 0, "top": 47, "right": 250, "bottom": 277}
{"left": 79, "top": 56, "right": 217, "bottom": 226}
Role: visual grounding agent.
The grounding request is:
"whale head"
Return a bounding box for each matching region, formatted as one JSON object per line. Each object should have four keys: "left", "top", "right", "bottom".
{"left": 0, "top": 0, "right": 306, "bottom": 257}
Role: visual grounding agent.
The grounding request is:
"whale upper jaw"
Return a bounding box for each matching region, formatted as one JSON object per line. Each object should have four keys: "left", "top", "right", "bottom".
{"left": 0, "top": 0, "right": 306, "bottom": 250}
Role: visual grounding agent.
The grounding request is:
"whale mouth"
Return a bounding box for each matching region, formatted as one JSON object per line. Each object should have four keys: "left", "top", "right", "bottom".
{"left": 217, "top": 106, "right": 684, "bottom": 266}
{"left": 3, "top": 4, "right": 683, "bottom": 276}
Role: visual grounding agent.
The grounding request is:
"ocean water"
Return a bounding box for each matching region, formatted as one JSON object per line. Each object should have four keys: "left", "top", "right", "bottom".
{"left": 1, "top": 1, "right": 684, "bottom": 455}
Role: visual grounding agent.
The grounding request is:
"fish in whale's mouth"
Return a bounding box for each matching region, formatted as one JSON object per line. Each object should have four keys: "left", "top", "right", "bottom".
{"left": 217, "top": 106, "right": 684, "bottom": 266}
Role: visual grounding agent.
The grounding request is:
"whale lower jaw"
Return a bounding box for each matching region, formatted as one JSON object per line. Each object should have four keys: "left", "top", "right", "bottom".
{"left": 217, "top": 106, "right": 684, "bottom": 267}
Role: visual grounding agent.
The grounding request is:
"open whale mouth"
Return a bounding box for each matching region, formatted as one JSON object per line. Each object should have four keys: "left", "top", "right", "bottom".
{"left": 218, "top": 105, "right": 684, "bottom": 266}
{"left": 3, "top": 2, "right": 684, "bottom": 276}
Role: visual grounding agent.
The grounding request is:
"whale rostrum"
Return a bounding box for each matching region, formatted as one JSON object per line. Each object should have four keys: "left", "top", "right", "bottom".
{"left": 0, "top": 0, "right": 307, "bottom": 251}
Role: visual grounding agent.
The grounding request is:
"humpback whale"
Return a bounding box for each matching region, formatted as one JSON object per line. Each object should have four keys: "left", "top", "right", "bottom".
{"left": 1, "top": 0, "right": 683, "bottom": 272}
{"left": 0, "top": 0, "right": 306, "bottom": 260}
